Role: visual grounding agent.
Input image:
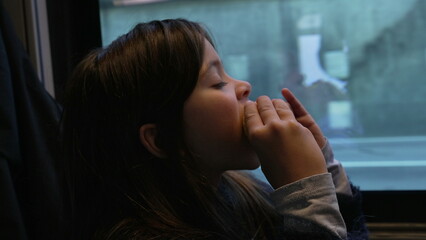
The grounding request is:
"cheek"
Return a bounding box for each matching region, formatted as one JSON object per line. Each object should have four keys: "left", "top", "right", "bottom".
{"left": 182, "top": 95, "right": 259, "bottom": 170}
{"left": 183, "top": 96, "right": 241, "bottom": 146}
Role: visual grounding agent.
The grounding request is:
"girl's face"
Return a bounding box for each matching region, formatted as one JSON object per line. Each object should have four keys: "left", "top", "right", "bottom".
{"left": 182, "top": 39, "right": 259, "bottom": 182}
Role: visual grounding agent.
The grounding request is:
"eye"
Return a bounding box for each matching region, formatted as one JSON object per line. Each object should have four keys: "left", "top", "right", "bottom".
{"left": 212, "top": 81, "right": 228, "bottom": 89}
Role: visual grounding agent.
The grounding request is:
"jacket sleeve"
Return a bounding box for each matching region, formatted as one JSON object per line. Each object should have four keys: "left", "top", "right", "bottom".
{"left": 322, "top": 139, "right": 352, "bottom": 197}
{"left": 322, "top": 138, "right": 369, "bottom": 239}
{"left": 270, "top": 173, "right": 348, "bottom": 239}
{"left": 268, "top": 138, "right": 369, "bottom": 240}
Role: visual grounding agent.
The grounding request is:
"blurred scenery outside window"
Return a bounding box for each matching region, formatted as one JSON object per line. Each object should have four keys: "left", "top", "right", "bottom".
{"left": 98, "top": 0, "right": 426, "bottom": 190}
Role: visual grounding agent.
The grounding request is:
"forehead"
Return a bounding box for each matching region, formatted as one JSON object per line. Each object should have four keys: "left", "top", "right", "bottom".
{"left": 203, "top": 39, "right": 217, "bottom": 57}
{"left": 200, "top": 39, "right": 220, "bottom": 72}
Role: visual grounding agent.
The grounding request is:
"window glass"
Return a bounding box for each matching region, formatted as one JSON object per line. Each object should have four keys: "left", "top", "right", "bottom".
{"left": 99, "top": 0, "right": 426, "bottom": 190}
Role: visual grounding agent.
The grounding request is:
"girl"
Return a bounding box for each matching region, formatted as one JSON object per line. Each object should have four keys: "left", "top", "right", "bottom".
{"left": 62, "top": 19, "right": 367, "bottom": 239}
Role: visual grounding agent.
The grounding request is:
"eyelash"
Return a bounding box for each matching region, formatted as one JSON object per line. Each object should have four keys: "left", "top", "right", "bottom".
{"left": 212, "top": 81, "right": 228, "bottom": 89}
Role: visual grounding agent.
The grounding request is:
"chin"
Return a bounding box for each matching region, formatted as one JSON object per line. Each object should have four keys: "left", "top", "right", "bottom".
{"left": 239, "top": 155, "right": 261, "bottom": 170}
{"left": 247, "top": 161, "right": 261, "bottom": 170}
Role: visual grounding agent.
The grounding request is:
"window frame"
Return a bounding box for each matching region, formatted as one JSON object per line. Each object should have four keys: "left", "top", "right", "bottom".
{"left": 46, "top": 0, "right": 426, "bottom": 223}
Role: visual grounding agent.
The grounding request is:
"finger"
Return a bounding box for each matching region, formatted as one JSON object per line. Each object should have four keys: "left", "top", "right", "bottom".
{"left": 256, "top": 96, "right": 279, "bottom": 124}
{"left": 282, "top": 88, "right": 326, "bottom": 147}
{"left": 244, "top": 101, "right": 263, "bottom": 133}
{"left": 281, "top": 88, "right": 309, "bottom": 118}
{"left": 271, "top": 99, "right": 295, "bottom": 120}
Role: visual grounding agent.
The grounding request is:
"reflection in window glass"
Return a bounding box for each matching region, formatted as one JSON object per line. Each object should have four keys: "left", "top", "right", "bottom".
{"left": 99, "top": 0, "right": 426, "bottom": 190}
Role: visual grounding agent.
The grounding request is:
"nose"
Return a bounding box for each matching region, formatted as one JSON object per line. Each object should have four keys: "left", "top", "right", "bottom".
{"left": 235, "top": 79, "right": 251, "bottom": 100}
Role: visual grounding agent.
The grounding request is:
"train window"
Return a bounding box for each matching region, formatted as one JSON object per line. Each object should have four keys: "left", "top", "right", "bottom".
{"left": 98, "top": 0, "right": 426, "bottom": 191}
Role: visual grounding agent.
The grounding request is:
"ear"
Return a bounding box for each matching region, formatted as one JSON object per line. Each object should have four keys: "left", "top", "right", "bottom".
{"left": 139, "top": 124, "right": 167, "bottom": 158}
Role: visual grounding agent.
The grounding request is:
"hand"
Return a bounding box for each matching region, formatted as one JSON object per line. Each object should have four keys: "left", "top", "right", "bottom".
{"left": 244, "top": 96, "right": 327, "bottom": 189}
{"left": 281, "top": 88, "right": 326, "bottom": 149}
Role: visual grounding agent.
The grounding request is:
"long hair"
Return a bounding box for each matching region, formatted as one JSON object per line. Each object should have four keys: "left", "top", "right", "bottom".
{"left": 62, "top": 19, "right": 280, "bottom": 239}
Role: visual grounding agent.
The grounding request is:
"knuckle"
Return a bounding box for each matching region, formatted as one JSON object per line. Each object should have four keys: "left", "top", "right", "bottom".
{"left": 284, "top": 119, "right": 303, "bottom": 131}
{"left": 258, "top": 104, "right": 273, "bottom": 113}
{"left": 275, "top": 107, "right": 291, "bottom": 116}
{"left": 268, "top": 119, "right": 284, "bottom": 130}
{"left": 273, "top": 100, "right": 291, "bottom": 111}
{"left": 247, "top": 127, "right": 265, "bottom": 141}
{"left": 244, "top": 112, "right": 257, "bottom": 121}
{"left": 271, "top": 98, "right": 285, "bottom": 105}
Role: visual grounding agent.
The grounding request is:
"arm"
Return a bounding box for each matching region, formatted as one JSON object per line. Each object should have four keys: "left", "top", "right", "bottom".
{"left": 244, "top": 89, "right": 367, "bottom": 239}
{"left": 281, "top": 88, "right": 368, "bottom": 239}
{"left": 269, "top": 141, "right": 368, "bottom": 240}
{"left": 244, "top": 95, "right": 327, "bottom": 188}
{"left": 322, "top": 140, "right": 352, "bottom": 196}
{"left": 270, "top": 173, "right": 347, "bottom": 239}
{"left": 282, "top": 88, "right": 352, "bottom": 196}
{"left": 244, "top": 93, "right": 347, "bottom": 239}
